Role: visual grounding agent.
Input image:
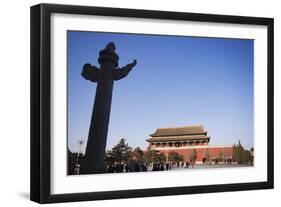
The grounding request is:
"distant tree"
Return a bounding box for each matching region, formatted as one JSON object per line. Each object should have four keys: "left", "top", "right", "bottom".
{"left": 144, "top": 149, "right": 158, "bottom": 163}
{"left": 168, "top": 151, "right": 183, "bottom": 162}
{"left": 145, "top": 149, "right": 166, "bottom": 163}
{"left": 189, "top": 148, "right": 197, "bottom": 163}
{"left": 218, "top": 150, "right": 225, "bottom": 162}
{"left": 179, "top": 154, "right": 184, "bottom": 162}
{"left": 67, "top": 148, "right": 84, "bottom": 175}
{"left": 204, "top": 148, "right": 210, "bottom": 162}
{"left": 107, "top": 138, "right": 132, "bottom": 162}
{"left": 105, "top": 150, "right": 114, "bottom": 164}
{"left": 232, "top": 140, "right": 251, "bottom": 164}
{"left": 156, "top": 153, "right": 166, "bottom": 163}
{"left": 242, "top": 150, "right": 251, "bottom": 164}
{"left": 189, "top": 149, "right": 197, "bottom": 167}
{"left": 134, "top": 147, "right": 144, "bottom": 161}
{"left": 232, "top": 144, "right": 238, "bottom": 162}
{"left": 67, "top": 148, "right": 76, "bottom": 175}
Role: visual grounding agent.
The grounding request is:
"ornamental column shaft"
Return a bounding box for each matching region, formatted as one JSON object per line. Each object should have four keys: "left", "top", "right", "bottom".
{"left": 81, "top": 42, "right": 137, "bottom": 174}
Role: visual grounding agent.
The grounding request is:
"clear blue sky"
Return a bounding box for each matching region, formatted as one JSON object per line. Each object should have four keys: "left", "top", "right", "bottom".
{"left": 67, "top": 31, "right": 254, "bottom": 153}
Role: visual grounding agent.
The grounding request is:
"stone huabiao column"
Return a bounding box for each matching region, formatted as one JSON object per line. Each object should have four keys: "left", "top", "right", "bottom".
{"left": 81, "top": 42, "right": 137, "bottom": 174}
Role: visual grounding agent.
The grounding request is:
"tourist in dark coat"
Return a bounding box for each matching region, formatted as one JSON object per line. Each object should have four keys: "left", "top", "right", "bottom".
{"left": 165, "top": 163, "right": 169, "bottom": 170}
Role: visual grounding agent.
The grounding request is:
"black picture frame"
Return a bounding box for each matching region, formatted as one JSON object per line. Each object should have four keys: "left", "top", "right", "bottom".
{"left": 30, "top": 3, "right": 274, "bottom": 204}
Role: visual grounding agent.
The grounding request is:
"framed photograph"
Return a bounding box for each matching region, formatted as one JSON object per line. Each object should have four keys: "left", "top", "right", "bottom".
{"left": 30, "top": 3, "right": 274, "bottom": 203}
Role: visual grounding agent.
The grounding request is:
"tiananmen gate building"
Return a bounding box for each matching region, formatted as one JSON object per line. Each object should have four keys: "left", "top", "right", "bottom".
{"left": 146, "top": 125, "right": 233, "bottom": 163}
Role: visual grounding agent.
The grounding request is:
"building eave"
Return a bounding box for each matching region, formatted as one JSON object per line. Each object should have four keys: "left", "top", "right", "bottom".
{"left": 147, "top": 136, "right": 210, "bottom": 142}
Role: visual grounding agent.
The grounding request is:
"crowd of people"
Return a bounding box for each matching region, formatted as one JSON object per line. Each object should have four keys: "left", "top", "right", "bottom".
{"left": 152, "top": 161, "right": 191, "bottom": 171}
{"left": 106, "top": 161, "right": 193, "bottom": 173}
{"left": 106, "top": 161, "right": 148, "bottom": 173}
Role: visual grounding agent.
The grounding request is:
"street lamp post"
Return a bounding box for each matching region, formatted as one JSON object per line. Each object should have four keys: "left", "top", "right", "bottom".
{"left": 75, "top": 138, "right": 85, "bottom": 174}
